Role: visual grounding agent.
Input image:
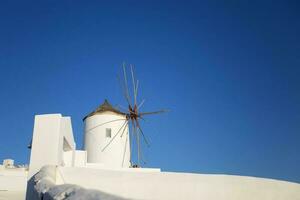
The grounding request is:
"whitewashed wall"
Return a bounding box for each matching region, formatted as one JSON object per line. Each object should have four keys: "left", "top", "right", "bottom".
{"left": 25, "top": 113, "right": 300, "bottom": 200}
{"left": 0, "top": 168, "right": 27, "bottom": 200}
{"left": 59, "top": 166, "right": 300, "bottom": 200}
{"left": 26, "top": 114, "right": 76, "bottom": 200}
{"left": 28, "top": 114, "right": 75, "bottom": 179}
{"left": 84, "top": 112, "right": 130, "bottom": 168}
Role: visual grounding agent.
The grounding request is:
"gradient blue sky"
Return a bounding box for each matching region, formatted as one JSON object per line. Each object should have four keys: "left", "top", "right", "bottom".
{"left": 0, "top": 1, "right": 299, "bottom": 183}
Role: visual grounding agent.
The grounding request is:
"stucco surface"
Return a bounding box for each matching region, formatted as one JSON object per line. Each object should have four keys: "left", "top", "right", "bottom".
{"left": 0, "top": 167, "right": 27, "bottom": 200}
{"left": 84, "top": 113, "right": 130, "bottom": 168}
{"left": 59, "top": 166, "right": 300, "bottom": 200}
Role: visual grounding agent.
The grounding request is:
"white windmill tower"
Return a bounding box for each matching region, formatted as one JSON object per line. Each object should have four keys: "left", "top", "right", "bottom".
{"left": 84, "top": 64, "right": 167, "bottom": 168}
{"left": 83, "top": 99, "right": 131, "bottom": 168}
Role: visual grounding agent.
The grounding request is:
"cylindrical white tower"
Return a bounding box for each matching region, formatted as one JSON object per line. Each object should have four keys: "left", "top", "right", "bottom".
{"left": 83, "top": 100, "right": 131, "bottom": 168}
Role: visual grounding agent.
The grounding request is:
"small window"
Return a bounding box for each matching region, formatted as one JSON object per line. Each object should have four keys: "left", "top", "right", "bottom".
{"left": 106, "top": 128, "right": 112, "bottom": 138}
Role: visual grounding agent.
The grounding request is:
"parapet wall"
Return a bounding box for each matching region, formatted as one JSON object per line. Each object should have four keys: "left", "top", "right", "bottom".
{"left": 59, "top": 166, "right": 300, "bottom": 200}
{"left": 27, "top": 165, "right": 300, "bottom": 200}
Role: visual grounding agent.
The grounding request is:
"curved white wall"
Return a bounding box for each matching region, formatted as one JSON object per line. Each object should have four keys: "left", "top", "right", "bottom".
{"left": 59, "top": 167, "right": 300, "bottom": 200}
{"left": 83, "top": 112, "right": 130, "bottom": 168}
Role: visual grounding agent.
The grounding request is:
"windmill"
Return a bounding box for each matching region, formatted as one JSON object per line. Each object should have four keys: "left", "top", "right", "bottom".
{"left": 116, "top": 63, "right": 168, "bottom": 167}
{"left": 83, "top": 63, "right": 167, "bottom": 168}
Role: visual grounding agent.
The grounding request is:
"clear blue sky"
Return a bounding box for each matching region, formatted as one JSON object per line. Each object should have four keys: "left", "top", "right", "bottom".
{"left": 0, "top": 1, "right": 299, "bottom": 183}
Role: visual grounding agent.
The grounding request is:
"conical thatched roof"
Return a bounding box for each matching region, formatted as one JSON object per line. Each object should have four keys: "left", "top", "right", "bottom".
{"left": 83, "top": 99, "right": 125, "bottom": 121}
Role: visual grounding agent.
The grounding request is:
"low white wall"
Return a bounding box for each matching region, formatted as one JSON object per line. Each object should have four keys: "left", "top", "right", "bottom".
{"left": 59, "top": 166, "right": 300, "bottom": 200}
{"left": 74, "top": 151, "right": 87, "bottom": 167}
{"left": 63, "top": 151, "right": 73, "bottom": 167}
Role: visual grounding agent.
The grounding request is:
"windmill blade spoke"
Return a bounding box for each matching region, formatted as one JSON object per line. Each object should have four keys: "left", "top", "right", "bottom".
{"left": 123, "top": 63, "right": 132, "bottom": 106}
{"left": 115, "top": 105, "right": 135, "bottom": 115}
{"left": 135, "top": 80, "right": 139, "bottom": 107}
{"left": 139, "top": 109, "right": 169, "bottom": 116}
{"left": 102, "top": 120, "right": 128, "bottom": 152}
{"left": 137, "top": 99, "right": 145, "bottom": 109}
{"left": 115, "top": 104, "right": 128, "bottom": 112}
{"left": 136, "top": 126, "right": 141, "bottom": 166}
{"left": 140, "top": 144, "right": 147, "bottom": 165}
{"left": 132, "top": 123, "right": 141, "bottom": 166}
{"left": 129, "top": 124, "right": 134, "bottom": 166}
{"left": 138, "top": 116, "right": 146, "bottom": 121}
{"left": 117, "top": 75, "right": 131, "bottom": 106}
{"left": 130, "top": 64, "right": 137, "bottom": 106}
{"left": 137, "top": 131, "right": 147, "bottom": 165}
{"left": 120, "top": 121, "right": 129, "bottom": 138}
{"left": 121, "top": 130, "right": 129, "bottom": 167}
{"left": 120, "top": 104, "right": 136, "bottom": 115}
{"left": 137, "top": 125, "right": 150, "bottom": 147}
{"left": 86, "top": 119, "right": 127, "bottom": 133}
{"left": 136, "top": 119, "right": 149, "bottom": 146}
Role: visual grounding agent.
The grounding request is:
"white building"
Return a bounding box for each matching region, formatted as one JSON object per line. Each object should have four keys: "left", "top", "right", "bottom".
{"left": 1, "top": 99, "right": 300, "bottom": 200}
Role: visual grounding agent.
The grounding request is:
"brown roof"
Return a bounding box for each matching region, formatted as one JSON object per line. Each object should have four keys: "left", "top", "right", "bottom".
{"left": 83, "top": 99, "right": 126, "bottom": 121}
